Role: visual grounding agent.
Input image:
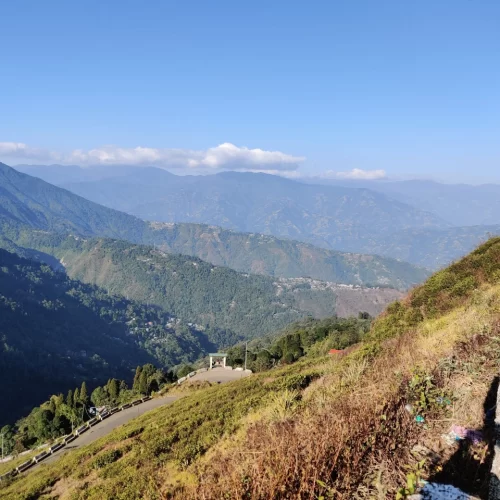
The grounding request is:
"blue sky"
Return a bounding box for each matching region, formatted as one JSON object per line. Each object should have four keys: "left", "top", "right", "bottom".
{"left": 1, "top": 0, "right": 499, "bottom": 182}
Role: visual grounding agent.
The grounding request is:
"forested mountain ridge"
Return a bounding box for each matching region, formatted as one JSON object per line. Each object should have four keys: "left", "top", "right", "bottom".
{"left": 146, "top": 222, "right": 428, "bottom": 289}
{"left": 0, "top": 161, "right": 146, "bottom": 239}
{"left": 0, "top": 248, "right": 212, "bottom": 425}
{"left": 8, "top": 234, "right": 400, "bottom": 344}
{"left": 0, "top": 162, "right": 427, "bottom": 289}
{"left": 357, "top": 223, "right": 500, "bottom": 269}
{"left": 307, "top": 177, "right": 500, "bottom": 227}
{"left": 57, "top": 168, "right": 448, "bottom": 244}
{"left": 15, "top": 163, "right": 500, "bottom": 269}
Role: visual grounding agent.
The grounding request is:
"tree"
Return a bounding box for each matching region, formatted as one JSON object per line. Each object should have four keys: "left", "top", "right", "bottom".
{"left": 91, "top": 386, "right": 108, "bottom": 407}
{"left": 66, "top": 389, "right": 74, "bottom": 408}
{"left": 58, "top": 404, "right": 79, "bottom": 433}
{"left": 177, "top": 364, "right": 194, "bottom": 379}
{"left": 73, "top": 388, "right": 80, "bottom": 406}
{"left": 119, "top": 380, "right": 128, "bottom": 393}
{"left": 138, "top": 371, "right": 149, "bottom": 395}
{"left": 0, "top": 425, "right": 15, "bottom": 456}
{"left": 254, "top": 350, "right": 273, "bottom": 372}
{"left": 107, "top": 379, "right": 119, "bottom": 401}
{"left": 132, "top": 366, "right": 142, "bottom": 393}
{"left": 80, "top": 382, "right": 89, "bottom": 405}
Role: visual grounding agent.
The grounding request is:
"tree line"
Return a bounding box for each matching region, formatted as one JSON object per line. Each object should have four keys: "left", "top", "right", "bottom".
{"left": 0, "top": 363, "right": 173, "bottom": 457}
{"left": 226, "top": 314, "right": 372, "bottom": 372}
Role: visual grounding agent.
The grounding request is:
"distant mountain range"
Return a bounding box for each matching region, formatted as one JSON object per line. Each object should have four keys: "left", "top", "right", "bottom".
{"left": 306, "top": 177, "right": 500, "bottom": 227}
{"left": 13, "top": 163, "right": 500, "bottom": 269}
{"left": 0, "top": 162, "right": 425, "bottom": 289}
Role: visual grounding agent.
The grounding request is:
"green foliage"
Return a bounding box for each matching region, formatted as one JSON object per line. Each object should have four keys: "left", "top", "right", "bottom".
{"left": 396, "top": 460, "right": 426, "bottom": 499}
{"left": 90, "top": 387, "right": 107, "bottom": 407}
{"left": 7, "top": 362, "right": 164, "bottom": 453}
{"left": 80, "top": 382, "right": 89, "bottom": 405}
{"left": 227, "top": 316, "right": 371, "bottom": 371}
{"left": 369, "top": 237, "right": 500, "bottom": 342}
{"left": 407, "top": 371, "right": 451, "bottom": 415}
{"left": 270, "top": 389, "right": 300, "bottom": 420}
{"left": 0, "top": 357, "right": 324, "bottom": 498}
{"left": 39, "top": 237, "right": 340, "bottom": 345}
{"left": 107, "top": 379, "right": 120, "bottom": 401}
{"left": 92, "top": 449, "right": 123, "bottom": 470}
{"left": 177, "top": 364, "right": 194, "bottom": 379}
{"left": 0, "top": 425, "right": 16, "bottom": 456}
{"left": 1, "top": 162, "right": 429, "bottom": 290}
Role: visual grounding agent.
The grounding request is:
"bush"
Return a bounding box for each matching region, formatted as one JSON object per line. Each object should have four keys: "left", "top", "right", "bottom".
{"left": 92, "top": 449, "right": 122, "bottom": 469}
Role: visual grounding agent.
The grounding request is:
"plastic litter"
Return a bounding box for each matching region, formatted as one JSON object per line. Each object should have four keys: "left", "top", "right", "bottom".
{"left": 435, "top": 396, "right": 451, "bottom": 406}
{"left": 405, "top": 404, "right": 414, "bottom": 414}
{"left": 451, "top": 425, "right": 483, "bottom": 444}
{"left": 441, "top": 425, "right": 483, "bottom": 446}
{"left": 415, "top": 415, "right": 425, "bottom": 424}
{"left": 408, "top": 481, "right": 479, "bottom": 499}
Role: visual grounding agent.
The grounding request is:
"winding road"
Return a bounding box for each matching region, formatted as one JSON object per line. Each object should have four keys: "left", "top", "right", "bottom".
{"left": 29, "top": 367, "right": 250, "bottom": 471}
{"left": 34, "top": 395, "right": 180, "bottom": 468}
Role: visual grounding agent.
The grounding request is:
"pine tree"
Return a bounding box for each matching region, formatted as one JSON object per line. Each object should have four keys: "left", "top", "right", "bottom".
{"left": 66, "top": 389, "right": 73, "bottom": 408}
{"left": 119, "top": 380, "right": 128, "bottom": 393}
{"left": 80, "top": 382, "right": 89, "bottom": 405}
{"left": 73, "top": 388, "right": 80, "bottom": 406}
{"left": 132, "top": 366, "right": 142, "bottom": 392}
{"left": 138, "top": 371, "right": 149, "bottom": 395}
{"left": 107, "top": 379, "right": 119, "bottom": 401}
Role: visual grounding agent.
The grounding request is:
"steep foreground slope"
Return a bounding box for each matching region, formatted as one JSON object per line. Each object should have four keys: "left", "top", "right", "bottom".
{"left": 1, "top": 162, "right": 427, "bottom": 289}
{"left": 2, "top": 238, "right": 499, "bottom": 499}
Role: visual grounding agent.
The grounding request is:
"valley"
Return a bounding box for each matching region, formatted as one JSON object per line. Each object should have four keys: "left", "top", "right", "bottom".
{"left": 0, "top": 163, "right": 499, "bottom": 500}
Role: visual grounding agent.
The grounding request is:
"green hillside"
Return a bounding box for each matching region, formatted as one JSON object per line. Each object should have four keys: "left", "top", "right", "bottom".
{"left": 147, "top": 222, "right": 429, "bottom": 288}
{"left": 3, "top": 238, "right": 498, "bottom": 499}
{"left": 0, "top": 248, "right": 211, "bottom": 425}
{"left": 12, "top": 234, "right": 343, "bottom": 346}
{"left": 1, "top": 163, "right": 428, "bottom": 289}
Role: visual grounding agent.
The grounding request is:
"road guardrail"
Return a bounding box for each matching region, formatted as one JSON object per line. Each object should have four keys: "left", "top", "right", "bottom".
{"left": 0, "top": 393, "right": 161, "bottom": 480}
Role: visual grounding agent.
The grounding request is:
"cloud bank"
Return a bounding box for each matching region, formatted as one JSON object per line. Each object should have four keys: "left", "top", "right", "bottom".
{"left": 0, "top": 141, "right": 304, "bottom": 172}
{"left": 321, "top": 168, "right": 387, "bottom": 180}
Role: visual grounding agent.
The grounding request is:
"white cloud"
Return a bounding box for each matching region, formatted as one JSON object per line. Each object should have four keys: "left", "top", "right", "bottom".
{"left": 321, "top": 168, "right": 387, "bottom": 180}
{"left": 0, "top": 142, "right": 59, "bottom": 161}
{"left": 0, "top": 141, "right": 304, "bottom": 172}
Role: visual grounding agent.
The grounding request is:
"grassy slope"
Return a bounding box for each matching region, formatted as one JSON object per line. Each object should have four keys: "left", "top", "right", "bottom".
{"left": 2, "top": 238, "right": 499, "bottom": 499}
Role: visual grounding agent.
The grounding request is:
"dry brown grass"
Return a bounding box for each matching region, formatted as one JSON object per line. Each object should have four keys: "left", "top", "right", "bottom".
{"left": 177, "top": 285, "right": 500, "bottom": 499}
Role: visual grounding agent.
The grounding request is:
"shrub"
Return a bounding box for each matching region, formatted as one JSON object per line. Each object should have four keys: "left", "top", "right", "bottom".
{"left": 92, "top": 449, "right": 122, "bottom": 469}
